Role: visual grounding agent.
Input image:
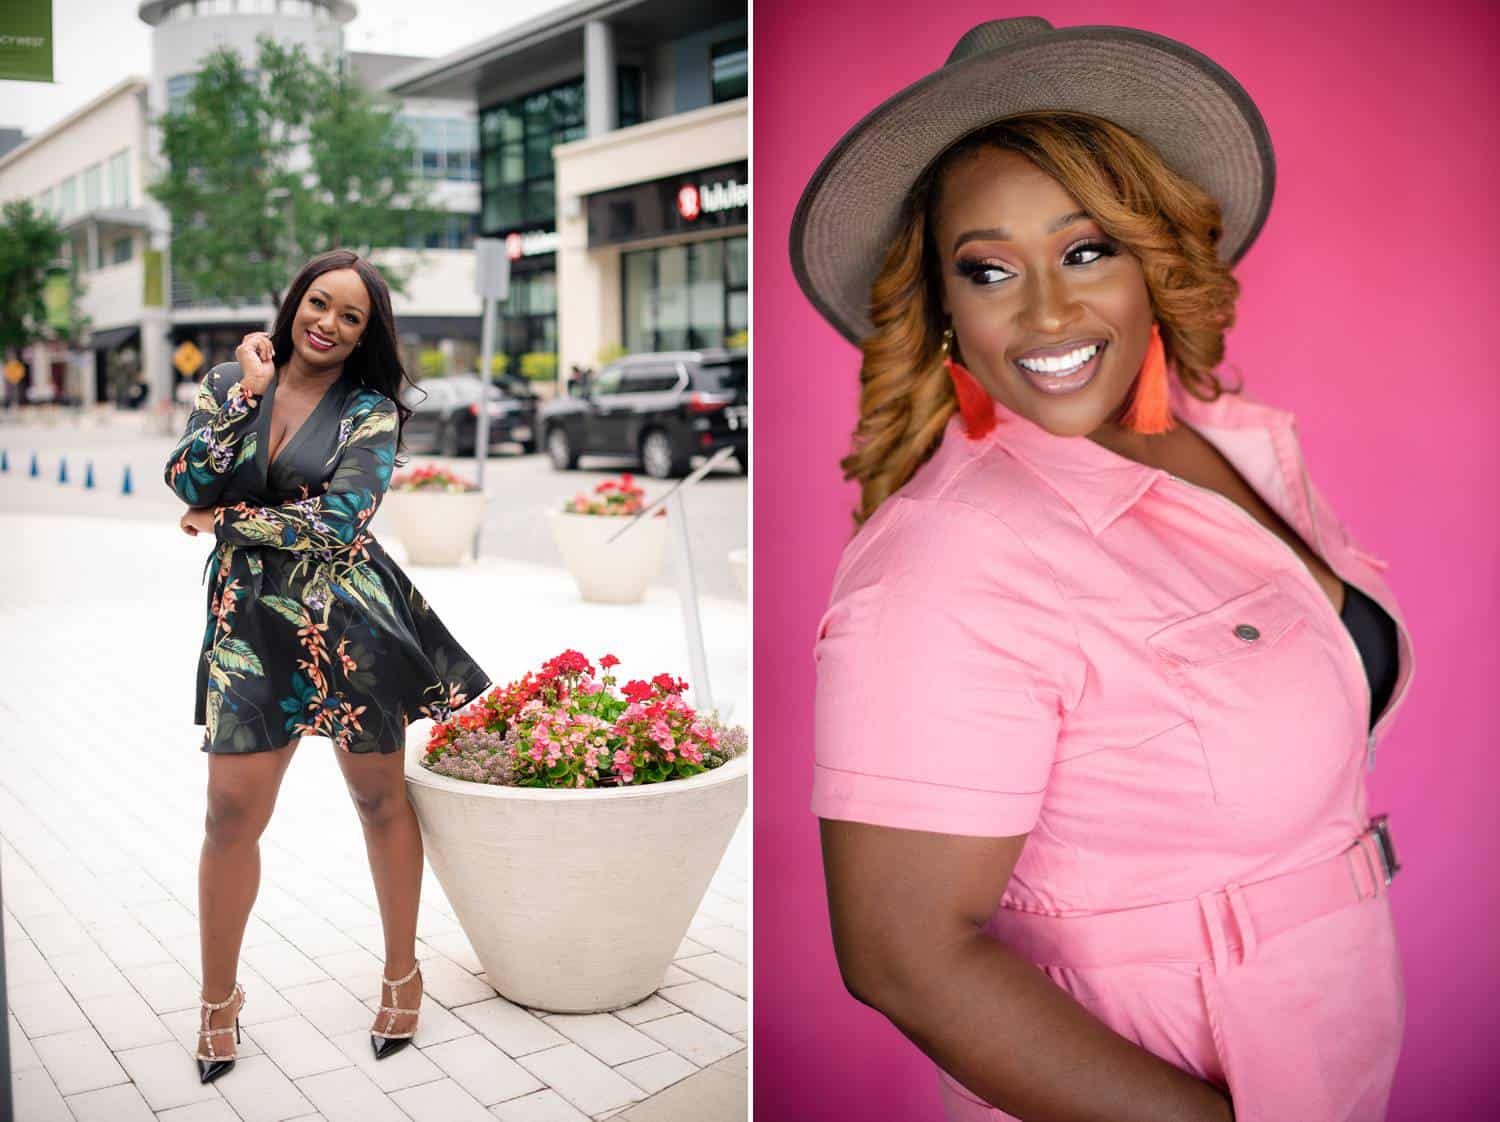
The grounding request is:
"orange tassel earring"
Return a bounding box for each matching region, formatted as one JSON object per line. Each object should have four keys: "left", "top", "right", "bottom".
{"left": 1120, "top": 321, "right": 1175, "bottom": 435}
{"left": 942, "top": 327, "right": 997, "bottom": 439}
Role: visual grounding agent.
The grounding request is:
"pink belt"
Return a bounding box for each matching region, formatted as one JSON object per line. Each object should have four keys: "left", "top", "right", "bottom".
{"left": 986, "top": 817, "right": 1401, "bottom": 973}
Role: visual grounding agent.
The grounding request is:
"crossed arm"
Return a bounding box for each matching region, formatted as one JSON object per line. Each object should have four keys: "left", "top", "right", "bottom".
{"left": 211, "top": 399, "right": 398, "bottom": 553}
{"left": 166, "top": 372, "right": 400, "bottom": 553}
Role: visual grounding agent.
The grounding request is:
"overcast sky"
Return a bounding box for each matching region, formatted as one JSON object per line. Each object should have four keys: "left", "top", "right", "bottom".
{"left": 1, "top": 0, "right": 576, "bottom": 136}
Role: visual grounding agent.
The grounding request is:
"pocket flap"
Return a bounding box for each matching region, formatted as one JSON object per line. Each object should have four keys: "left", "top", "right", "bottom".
{"left": 1147, "top": 582, "right": 1306, "bottom": 669}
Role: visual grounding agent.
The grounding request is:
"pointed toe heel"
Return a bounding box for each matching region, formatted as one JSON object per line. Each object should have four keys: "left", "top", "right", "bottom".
{"left": 370, "top": 962, "right": 422, "bottom": 1061}
{"left": 198, "top": 1056, "right": 236, "bottom": 1084}
{"left": 195, "top": 981, "right": 245, "bottom": 1084}
{"left": 370, "top": 1033, "right": 412, "bottom": 1060}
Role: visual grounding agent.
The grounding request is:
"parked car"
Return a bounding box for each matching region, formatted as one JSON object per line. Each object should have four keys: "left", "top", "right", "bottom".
{"left": 400, "top": 374, "right": 539, "bottom": 456}
{"left": 539, "top": 349, "right": 748, "bottom": 479}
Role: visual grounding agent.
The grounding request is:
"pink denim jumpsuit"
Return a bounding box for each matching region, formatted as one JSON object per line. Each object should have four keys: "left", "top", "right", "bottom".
{"left": 812, "top": 377, "right": 1416, "bottom": 1121}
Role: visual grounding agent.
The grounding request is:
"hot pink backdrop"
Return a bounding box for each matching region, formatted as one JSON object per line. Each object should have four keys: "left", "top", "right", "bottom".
{"left": 752, "top": 1, "right": 1500, "bottom": 1118}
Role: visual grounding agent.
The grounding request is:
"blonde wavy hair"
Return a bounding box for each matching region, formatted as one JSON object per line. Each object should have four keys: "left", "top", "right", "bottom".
{"left": 844, "top": 110, "right": 1244, "bottom": 525}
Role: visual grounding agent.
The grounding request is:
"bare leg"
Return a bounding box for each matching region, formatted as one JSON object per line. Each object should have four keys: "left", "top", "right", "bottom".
{"left": 198, "top": 738, "right": 300, "bottom": 1054}
{"left": 335, "top": 746, "right": 424, "bottom": 1038}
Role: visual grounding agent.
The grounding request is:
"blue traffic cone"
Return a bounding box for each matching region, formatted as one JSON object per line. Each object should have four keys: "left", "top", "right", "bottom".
{"left": 29, "top": 452, "right": 39, "bottom": 477}
{"left": 1, "top": 449, "right": 8, "bottom": 472}
{"left": 58, "top": 456, "right": 68, "bottom": 484}
{"left": 84, "top": 461, "right": 95, "bottom": 489}
{"left": 122, "top": 465, "right": 133, "bottom": 495}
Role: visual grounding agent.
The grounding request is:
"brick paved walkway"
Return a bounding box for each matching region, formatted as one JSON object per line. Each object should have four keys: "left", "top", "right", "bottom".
{"left": 0, "top": 512, "right": 748, "bottom": 1122}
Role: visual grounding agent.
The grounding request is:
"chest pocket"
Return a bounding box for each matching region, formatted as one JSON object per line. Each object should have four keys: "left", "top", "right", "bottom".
{"left": 1146, "top": 581, "right": 1353, "bottom": 819}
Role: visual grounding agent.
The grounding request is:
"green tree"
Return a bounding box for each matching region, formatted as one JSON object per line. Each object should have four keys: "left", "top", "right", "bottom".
{"left": 148, "top": 35, "right": 449, "bottom": 310}
{"left": 0, "top": 199, "right": 67, "bottom": 361}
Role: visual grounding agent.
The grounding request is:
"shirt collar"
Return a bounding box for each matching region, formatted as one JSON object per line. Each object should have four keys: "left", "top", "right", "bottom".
{"left": 979, "top": 374, "right": 1299, "bottom": 537}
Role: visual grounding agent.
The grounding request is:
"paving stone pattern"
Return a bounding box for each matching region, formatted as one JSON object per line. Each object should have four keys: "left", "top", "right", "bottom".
{"left": 0, "top": 513, "right": 748, "bottom": 1121}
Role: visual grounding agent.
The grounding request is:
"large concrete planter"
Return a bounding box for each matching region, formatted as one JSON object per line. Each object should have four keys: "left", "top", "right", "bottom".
{"left": 404, "top": 733, "right": 748, "bottom": 1013}
{"left": 381, "top": 490, "right": 485, "bottom": 566}
{"left": 545, "top": 508, "right": 668, "bottom": 603}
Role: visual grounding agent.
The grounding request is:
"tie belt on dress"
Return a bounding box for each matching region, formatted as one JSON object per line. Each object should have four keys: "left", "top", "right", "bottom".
{"left": 987, "top": 816, "right": 1400, "bottom": 972}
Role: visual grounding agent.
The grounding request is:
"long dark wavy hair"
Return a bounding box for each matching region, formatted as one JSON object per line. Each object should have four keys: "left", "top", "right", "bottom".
{"left": 268, "top": 248, "right": 419, "bottom": 466}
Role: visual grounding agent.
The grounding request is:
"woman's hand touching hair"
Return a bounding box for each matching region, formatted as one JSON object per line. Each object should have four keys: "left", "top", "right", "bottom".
{"left": 233, "top": 331, "right": 277, "bottom": 396}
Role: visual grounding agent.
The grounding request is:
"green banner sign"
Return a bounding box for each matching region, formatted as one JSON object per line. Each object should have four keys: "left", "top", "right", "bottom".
{"left": 42, "top": 272, "right": 71, "bottom": 330}
{"left": 0, "top": 0, "right": 53, "bottom": 83}
{"left": 143, "top": 248, "right": 164, "bottom": 307}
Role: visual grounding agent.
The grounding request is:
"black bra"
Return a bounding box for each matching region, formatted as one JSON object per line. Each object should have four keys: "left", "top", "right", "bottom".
{"left": 1339, "top": 581, "right": 1399, "bottom": 731}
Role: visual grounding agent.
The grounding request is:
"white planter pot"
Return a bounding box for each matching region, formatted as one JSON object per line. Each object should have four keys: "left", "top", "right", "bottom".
{"left": 545, "top": 508, "right": 668, "bottom": 604}
{"left": 728, "top": 548, "right": 748, "bottom": 597}
{"left": 381, "top": 490, "right": 486, "bottom": 566}
{"left": 404, "top": 734, "right": 748, "bottom": 1013}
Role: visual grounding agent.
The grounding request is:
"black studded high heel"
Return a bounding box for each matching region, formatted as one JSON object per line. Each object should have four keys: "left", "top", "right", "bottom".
{"left": 196, "top": 982, "right": 245, "bottom": 1084}
{"left": 371, "top": 962, "right": 422, "bottom": 1059}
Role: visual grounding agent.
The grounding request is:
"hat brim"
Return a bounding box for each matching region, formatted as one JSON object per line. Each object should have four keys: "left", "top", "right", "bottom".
{"left": 789, "top": 26, "right": 1276, "bottom": 347}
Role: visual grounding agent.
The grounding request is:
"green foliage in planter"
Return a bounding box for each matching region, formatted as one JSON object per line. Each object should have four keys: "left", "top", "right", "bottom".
{"left": 519, "top": 351, "right": 558, "bottom": 382}
{"left": 416, "top": 348, "right": 448, "bottom": 380}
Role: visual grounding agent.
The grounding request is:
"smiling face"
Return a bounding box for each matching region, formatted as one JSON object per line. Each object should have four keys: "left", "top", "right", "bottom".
{"left": 932, "top": 146, "right": 1157, "bottom": 441}
{"left": 293, "top": 267, "right": 370, "bottom": 368}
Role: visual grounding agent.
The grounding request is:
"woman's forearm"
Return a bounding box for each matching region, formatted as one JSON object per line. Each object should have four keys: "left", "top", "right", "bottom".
{"left": 865, "top": 930, "right": 1234, "bottom": 1122}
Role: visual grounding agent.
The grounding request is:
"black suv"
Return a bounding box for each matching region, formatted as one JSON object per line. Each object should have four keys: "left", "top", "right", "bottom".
{"left": 399, "top": 374, "right": 539, "bottom": 456}
{"left": 539, "top": 350, "right": 748, "bottom": 478}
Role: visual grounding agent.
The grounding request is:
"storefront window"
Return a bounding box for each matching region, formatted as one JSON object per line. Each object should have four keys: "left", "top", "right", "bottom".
{"left": 622, "top": 234, "right": 747, "bottom": 354}
{"left": 500, "top": 267, "right": 558, "bottom": 371}
{"left": 711, "top": 37, "right": 748, "bottom": 103}
{"left": 479, "top": 70, "right": 646, "bottom": 239}
{"left": 480, "top": 80, "right": 586, "bottom": 238}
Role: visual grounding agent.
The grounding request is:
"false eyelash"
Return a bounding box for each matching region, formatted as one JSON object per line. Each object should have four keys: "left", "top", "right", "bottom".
{"left": 955, "top": 240, "right": 1118, "bottom": 282}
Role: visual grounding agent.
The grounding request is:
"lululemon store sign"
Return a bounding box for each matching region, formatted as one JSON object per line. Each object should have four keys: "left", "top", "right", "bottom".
{"left": 505, "top": 229, "right": 560, "bottom": 260}
{"left": 586, "top": 161, "right": 749, "bottom": 247}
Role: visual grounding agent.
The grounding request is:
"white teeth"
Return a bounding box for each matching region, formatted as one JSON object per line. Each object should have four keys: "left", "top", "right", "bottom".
{"left": 1017, "top": 343, "right": 1100, "bottom": 374}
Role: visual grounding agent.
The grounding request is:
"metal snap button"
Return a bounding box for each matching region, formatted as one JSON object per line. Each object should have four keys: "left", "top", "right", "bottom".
{"left": 1234, "top": 624, "right": 1260, "bottom": 642}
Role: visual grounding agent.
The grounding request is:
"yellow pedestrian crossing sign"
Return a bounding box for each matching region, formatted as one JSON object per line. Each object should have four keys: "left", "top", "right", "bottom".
{"left": 174, "top": 341, "right": 204, "bottom": 378}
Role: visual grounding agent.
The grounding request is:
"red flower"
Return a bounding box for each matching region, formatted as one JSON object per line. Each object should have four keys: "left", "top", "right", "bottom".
{"left": 651, "top": 672, "right": 688, "bottom": 696}
{"left": 542, "top": 649, "right": 595, "bottom": 681}
{"left": 622, "top": 679, "right": 655, "bottom": 703}
{"left": 600, "top": 654, "right": 620, "bottom": 670}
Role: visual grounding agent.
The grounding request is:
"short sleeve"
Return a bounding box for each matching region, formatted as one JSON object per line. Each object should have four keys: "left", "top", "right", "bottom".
{"left": 812, "top": 497, "right": 1086, "bottom": 838}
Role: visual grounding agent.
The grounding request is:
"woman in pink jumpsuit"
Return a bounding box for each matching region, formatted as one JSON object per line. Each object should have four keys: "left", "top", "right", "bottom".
{"left": 794, "top": 17, "right": 1414, "bottom": 1122}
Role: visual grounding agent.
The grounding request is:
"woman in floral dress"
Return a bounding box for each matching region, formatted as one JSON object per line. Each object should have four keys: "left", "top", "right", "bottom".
{"left": 165, "top": 248, "right": 490, "bottom": 1082}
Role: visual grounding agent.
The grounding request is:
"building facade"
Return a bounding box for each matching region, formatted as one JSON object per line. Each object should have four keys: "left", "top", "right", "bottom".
{"left": 383, "top": 0, "right": 747, "bottom": 386}
{"left": 0, "top": 0, "right": 485, "bottom": 408}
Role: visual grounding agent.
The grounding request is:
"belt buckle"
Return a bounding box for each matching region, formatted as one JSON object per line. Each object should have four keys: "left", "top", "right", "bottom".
{"left": 1369, "top": 814, "right": 1400, "bottom": 885}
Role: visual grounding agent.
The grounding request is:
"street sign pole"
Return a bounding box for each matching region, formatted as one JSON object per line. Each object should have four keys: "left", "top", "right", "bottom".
{"left": 472, "top": 239, "right": 511, "bottom": 560}
{"left": 474, "top": 296, "right": 497, "bottom": 487}
{"left": 606, "top": 446, "right": 737, "bottom": 714}
{"left": 666, "top": 486, "right": 711, "bottom": 714}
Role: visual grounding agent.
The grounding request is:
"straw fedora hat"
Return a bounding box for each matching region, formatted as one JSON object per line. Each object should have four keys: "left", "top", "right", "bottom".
{"left": 789, "top": 16, "right": 1276, "bottom": 346}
